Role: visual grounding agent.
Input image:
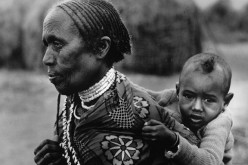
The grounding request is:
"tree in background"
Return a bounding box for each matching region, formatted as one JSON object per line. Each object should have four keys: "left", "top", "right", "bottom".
{"left": 238, "top": 4, "right": 248, "bottom": 34}
{"left": 202, "top": 0, "right": 248, "bottom": 43}
{"left": 22, "top": 0, "right": 53, "bottom": 70}
{"left": 114, "top": 0, "right": 202, "bottom": 75}
{"left": 204, "top": 0, "right": 235, "bottom": 29}
{"left": 0, "top": 0, "right": 27, "bottom": 68}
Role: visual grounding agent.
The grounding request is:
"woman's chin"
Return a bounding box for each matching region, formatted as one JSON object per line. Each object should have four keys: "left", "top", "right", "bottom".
{"left": 55, "top": 85, "right": 74, "bottom": 96}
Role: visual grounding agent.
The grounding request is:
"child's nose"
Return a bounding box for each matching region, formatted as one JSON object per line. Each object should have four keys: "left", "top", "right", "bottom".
{"left": 193, "top": 98, "right": 203, "bottom": 112}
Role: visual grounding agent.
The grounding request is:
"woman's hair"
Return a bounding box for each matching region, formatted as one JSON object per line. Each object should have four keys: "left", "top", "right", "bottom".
{"left": 179, "top": 53, "right": 232, "bottom": 95}
{"left": 55, "top": 0, "right": 131, "bottom": 67}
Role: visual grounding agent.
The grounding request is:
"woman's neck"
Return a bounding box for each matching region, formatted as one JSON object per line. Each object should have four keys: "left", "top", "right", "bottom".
{"left": 78, "top": 67, "right": 115, "bottom": 103}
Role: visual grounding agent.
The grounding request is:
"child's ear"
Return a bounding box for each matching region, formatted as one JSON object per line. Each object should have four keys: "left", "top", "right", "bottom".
{"left": 224, "top": 93, "right": 234, "bottom": 106}
{"left": 175, "top": 82, "right": 179, "bottom": 96}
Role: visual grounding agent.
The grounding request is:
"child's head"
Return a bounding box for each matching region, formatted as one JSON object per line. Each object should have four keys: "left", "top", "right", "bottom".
{"left": 176, "top": 53, "right": 233, "bottom": 132}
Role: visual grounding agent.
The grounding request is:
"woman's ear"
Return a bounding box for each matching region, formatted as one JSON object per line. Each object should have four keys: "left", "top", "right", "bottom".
{"left": 224, "top": 93, "right": 234, "bottom": 106}
{"left": 96, "top": 36, "right": 111, "bottom": 59}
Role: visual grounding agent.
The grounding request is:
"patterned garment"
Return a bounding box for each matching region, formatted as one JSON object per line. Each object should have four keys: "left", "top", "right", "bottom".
{"left": 56, "top": 71, "right": 199, "bottom": 165}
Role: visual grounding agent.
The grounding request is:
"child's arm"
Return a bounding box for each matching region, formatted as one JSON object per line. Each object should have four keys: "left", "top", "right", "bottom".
{"left": 142, "top": 110, "right": 233, "bottom": 165}
{"left": 172, "top": 110, "right": 233, "bottom": 165}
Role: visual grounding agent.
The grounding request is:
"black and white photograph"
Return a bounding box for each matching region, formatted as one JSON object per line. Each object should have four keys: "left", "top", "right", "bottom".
{"left": 0, "top": 0, "right": 247, "bottom": 164}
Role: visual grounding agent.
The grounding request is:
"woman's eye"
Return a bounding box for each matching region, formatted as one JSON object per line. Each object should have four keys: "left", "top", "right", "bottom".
{"left": 43, "top": 39, "right": 48, "bottom": 47}
{"left": 52, "top": 41, "right": 63, "bottom": 50}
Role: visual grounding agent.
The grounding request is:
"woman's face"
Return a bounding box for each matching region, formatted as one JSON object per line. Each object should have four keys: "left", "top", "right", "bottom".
{"left": 42, "top": 8, "right": 101, "bottom": 95}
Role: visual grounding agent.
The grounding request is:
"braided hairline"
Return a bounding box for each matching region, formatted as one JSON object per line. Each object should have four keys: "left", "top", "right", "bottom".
{"left": 56, "top": 0, "right": 131, "bottom": 66}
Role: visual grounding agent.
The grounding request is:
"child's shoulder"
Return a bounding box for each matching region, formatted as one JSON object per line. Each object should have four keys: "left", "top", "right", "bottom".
{"left": 201, "top": 110, "right": 233, "bottom": 137}
{"left": 206, "top": 110, "right": 233, "bottom": 129}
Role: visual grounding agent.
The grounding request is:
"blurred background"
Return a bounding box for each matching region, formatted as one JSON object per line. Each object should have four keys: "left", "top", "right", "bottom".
{"left": 0, "top": 0, "right": 248, "bottom": 164}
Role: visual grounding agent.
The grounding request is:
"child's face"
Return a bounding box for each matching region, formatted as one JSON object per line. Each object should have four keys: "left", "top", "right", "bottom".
{"left": 177, "top": 70, "right": 229, "bottom": 131}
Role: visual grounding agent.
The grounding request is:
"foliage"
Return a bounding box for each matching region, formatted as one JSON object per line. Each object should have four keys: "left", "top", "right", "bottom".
{"left": 202, "top": 0, "right": 248, "bottom": 43}
{"left": 0, "top": 0, "right": 51, "bottom": 70}
{"left": 238, "top": 4, "right": 248, "bottom": 33}
{"left": 3, "top": 0, "right": 248, "bottom": 72}
{"left": 0, "top": 0, "right": 26, "bottom": 68}
{"left": 113, "top": 0, "right": 202, "bottom": 75}
{"left": 203, "top": 0, "right": 236, "bottom": 29}
{"left": 22, "top": 0, "right": 53, "bottom": 70}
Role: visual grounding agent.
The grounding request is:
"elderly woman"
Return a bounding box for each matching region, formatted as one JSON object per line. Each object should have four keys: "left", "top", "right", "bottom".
{"left": 34, "top": 0, "right": 199, "bottom": 165}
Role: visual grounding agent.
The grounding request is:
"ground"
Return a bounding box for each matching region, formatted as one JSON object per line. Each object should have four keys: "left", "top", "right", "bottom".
{"left": 0, "top": 43, "right": 247, "bottom": 165}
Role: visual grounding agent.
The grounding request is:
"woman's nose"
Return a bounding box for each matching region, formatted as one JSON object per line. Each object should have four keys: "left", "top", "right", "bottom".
{"left": 193, "top": 98, "right": 203, "bottom": 112}
{"left": 43, "top": 49, "right": 56, "bottom": 66}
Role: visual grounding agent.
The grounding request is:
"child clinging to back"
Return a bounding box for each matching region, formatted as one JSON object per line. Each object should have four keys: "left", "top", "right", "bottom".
{"left": 143, "top": 53, "right": 234, "bottom": 165}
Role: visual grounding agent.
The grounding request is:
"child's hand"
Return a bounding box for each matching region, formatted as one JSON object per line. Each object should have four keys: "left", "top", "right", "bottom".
{"left": 142, "top": 119, "right": 177, "bottom": 148}
{"left": 142, "top": 119, "right": 168, "bottom": 141}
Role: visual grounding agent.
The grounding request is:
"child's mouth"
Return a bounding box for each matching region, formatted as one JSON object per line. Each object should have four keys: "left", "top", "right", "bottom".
{"left": 190, "top": 114, "right": 203, "bottom": 124}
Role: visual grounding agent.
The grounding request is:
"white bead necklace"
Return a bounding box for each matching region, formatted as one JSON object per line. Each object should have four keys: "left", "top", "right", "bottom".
{"left": 60, "top": 99, "right": 81, "bottom": 165}
{"left": 78, "top": 68, "right": 115, "bottom": 106}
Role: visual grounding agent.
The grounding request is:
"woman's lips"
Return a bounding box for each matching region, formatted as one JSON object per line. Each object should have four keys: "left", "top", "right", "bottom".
{"left": 48, "top": 75, "right": 58, "bottom": 80}
{"left": 48, "top": 73, "right": 61, "bottom": 82}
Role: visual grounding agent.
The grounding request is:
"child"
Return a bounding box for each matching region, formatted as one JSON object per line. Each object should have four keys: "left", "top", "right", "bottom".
{"left": 142, "top": 53, "right": 234, "bottom": 165}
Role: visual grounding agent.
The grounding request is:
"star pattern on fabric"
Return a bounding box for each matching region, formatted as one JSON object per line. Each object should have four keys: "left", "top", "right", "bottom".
{"left": 109, "top": 97, "right": 135, "bottom": 129}
{"left": 101, "top": 135, "right": 143, "bottom": 165}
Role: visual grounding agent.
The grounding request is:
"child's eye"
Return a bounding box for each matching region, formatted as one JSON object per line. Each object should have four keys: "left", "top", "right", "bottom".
{"left": 203, "top": 98, "right": 215, "bottom": 103}
{"left": 183, "top": 94, "right": 194, "bottom": 100}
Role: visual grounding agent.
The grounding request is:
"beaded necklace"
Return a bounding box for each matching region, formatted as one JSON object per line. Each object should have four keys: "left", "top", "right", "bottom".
{"left": 78, "top": 68, "right": 115, "bottom": 103}
{"left": 74, "top": 68, "right": 116, "bottom": 119}
{"left": 60, "top": 99, "right": 80, "bottom": 165}
{"left": 60, "top": 68, "right": 116, "bottom": 164}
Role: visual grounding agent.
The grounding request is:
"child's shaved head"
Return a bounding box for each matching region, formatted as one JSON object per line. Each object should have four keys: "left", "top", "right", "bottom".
{"left": 179, "top": 53, "right": 232, "bottom": 95}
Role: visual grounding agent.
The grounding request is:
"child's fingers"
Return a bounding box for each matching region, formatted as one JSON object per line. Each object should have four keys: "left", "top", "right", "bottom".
{"left": 142, "top": 125, "right": 152, "bottom": 132}
{"left": 142, "top": 132, "right": 151, "bottom": 137}
{"left": 142, "top": 132, "right": 158, "bottom": 141}
{"left": 143, "top": 120, "right": 163, "bottom": 132}
{"left": 142, "top": 124, "right": 162, "bottom": 135}
{"left": 142, "top": 132, "right": 153, "bottom": 138}
{"left": 145, "top": 119, "right": 163, "bottom": 126}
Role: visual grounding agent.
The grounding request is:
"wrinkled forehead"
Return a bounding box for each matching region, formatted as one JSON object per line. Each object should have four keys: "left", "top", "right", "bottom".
{"left": 43, "top": 7, "right": 76, "bottom": 34}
